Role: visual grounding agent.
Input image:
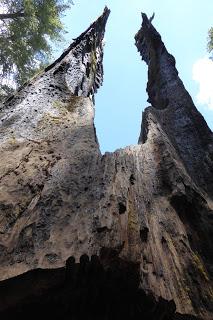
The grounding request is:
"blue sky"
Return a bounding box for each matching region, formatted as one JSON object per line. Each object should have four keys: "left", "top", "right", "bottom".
{"left": 61, "top": 0, "right": 213, "bottom": 153}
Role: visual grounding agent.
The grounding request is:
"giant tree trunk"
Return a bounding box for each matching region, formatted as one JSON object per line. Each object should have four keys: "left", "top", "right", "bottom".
{"left": 0, "top": 7, "right": 212, "bottom": 320}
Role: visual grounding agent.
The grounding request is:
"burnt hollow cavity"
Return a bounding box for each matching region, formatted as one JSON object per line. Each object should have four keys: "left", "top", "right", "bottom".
{"left": 0, "top": 254, "right": 201, "bottom": 320}
{"left": 0, "top": 7, "right": 212, "bottom": 320}
{"left": 140, "top": 227, "right": 149, "bottom": 242}
{"left": 118, "top": 202, "right": 127, "bottom": 214}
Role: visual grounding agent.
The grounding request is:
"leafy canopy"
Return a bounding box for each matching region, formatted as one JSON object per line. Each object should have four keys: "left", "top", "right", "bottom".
{"left": 0, "top": 0, "right": 73, "bottom": 98}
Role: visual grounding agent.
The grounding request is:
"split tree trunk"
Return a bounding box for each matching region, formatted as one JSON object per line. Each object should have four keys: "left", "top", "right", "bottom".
{"left": 0, "top": 7, "right": 212, "bottom": 320}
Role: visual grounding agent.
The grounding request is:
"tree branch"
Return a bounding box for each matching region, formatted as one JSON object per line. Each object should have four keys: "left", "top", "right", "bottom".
{"left": 0, "top": 11, "right": 25, "bottom": 20}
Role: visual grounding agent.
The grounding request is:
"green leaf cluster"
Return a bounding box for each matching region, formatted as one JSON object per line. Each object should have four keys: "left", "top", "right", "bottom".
{"left": 0, "top": 0, "right": 73, "bottom": 100}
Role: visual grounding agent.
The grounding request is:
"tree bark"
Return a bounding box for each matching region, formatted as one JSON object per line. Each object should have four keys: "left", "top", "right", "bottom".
{"left": 0, "top": 7, "right": 212, "bottom": 320}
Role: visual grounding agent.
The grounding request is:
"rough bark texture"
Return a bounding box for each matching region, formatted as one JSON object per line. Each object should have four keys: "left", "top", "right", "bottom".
{"left": 0, "top": 7, "right": 213, "bottom": 320}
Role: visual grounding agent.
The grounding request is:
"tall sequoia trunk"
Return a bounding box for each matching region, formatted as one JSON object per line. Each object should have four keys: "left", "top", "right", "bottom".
{"left": 0, "top": 7, "right": 212, "bottom": 320}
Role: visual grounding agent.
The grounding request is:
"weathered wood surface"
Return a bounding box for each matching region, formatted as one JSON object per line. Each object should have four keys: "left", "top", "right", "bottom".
{"left": 0, "top": 7, "right": 212, "bottom": 319}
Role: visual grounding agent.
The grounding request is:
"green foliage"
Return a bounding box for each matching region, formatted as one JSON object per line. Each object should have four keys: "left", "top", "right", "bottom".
{"left": 0, "top": 0, "right": 73, "bottom": 100}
